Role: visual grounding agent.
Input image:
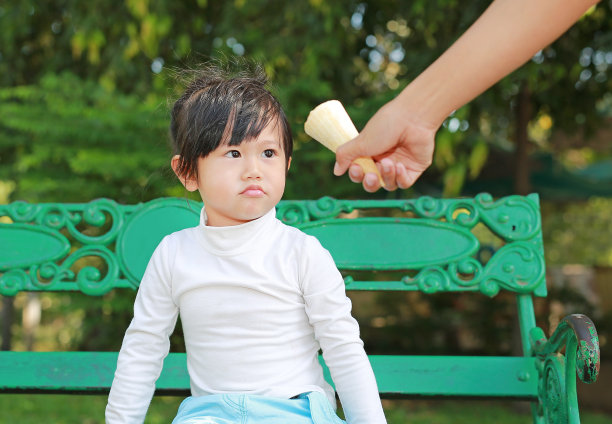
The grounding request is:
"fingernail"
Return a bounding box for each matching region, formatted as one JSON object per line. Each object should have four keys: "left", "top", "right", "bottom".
{"left": 333, "top": 162, "right": 341, "bottom": 175}
{"left": 365, "top": 173, "right": 377, "bottom": 187}
{"left": 382, "top": 162, "right": 391, "bottom": 173}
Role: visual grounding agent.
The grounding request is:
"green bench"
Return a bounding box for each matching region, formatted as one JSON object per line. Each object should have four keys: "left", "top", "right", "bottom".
{"left": 0, "top": 193, "right": 600, "bottom": 423}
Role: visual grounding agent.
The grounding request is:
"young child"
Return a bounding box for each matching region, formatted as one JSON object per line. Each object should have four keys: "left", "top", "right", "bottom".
{"left": 105, "top": 62, "right": 387, "bottom": 424}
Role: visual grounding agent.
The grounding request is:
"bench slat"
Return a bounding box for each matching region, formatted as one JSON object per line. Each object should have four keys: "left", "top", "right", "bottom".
{"left": 0, "top": 352, "right": 537, "bottom": 399}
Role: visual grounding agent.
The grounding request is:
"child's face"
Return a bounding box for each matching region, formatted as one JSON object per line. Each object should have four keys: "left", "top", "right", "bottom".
{"left": 173, "top": 122, "right": 290, "bottom": 226}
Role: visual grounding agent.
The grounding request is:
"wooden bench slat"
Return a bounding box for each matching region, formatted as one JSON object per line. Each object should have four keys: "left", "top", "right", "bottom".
{"left": 0, "top": 352, "right": 537, "bottom": 399}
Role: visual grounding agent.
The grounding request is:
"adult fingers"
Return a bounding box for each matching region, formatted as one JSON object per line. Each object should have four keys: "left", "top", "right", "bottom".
{"left": 396, "top": 162, "right": 421, "bottom": 189}
{"left": 334, "top": 137, "right": 367, "bottom": 176}
{"left": 348, "top": 163, "right": 364, "bottom": 183}
{"left": 379, "top": 158, "right": 398, "bottom": 191}
{"left": 362, "top": 173, "right": 382, "bottom": 192}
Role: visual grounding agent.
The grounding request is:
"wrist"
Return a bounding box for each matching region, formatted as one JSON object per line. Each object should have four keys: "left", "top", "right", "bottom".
{"left": 394, "top": 76, "right": 451, "bottom": 131}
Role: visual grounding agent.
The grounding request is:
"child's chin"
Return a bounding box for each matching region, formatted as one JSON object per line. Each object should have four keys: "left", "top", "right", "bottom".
{"left": 234, "top": 210, "right": 267, "bottom": 223}
{"left": 241, "top": 202, "right": 276, "bottom": 218}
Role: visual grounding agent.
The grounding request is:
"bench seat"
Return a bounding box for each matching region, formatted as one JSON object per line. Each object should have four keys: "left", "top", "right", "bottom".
{"left": 0, "top": 351, "right": 538, "bottom": 399}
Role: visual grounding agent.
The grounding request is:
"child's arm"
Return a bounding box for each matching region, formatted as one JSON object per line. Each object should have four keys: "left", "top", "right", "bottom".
{"left": 300, "top": 236, "right": 387, "bottom": 424}
{"left": 334, "top": 0, "right": 601, "bottom": 191}
{"left": 106, "top": 237, "right": 179, "bottom": 423}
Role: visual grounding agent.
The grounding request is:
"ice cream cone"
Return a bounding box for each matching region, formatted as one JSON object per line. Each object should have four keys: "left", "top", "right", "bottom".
{"left": 304, "top": 100, "right": 385, "bottom": 188}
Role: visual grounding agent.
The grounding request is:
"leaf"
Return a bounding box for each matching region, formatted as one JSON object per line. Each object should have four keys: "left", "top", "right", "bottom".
{"left": 468, "top": 140, "right": 488, "bottom": 180}
{"left": 442, "top": 161, "right": 467, "bottom": 197}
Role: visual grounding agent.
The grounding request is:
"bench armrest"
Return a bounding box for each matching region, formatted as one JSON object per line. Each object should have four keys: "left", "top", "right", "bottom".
{"left": 530, "top": 314, "right": 600, "bottom": 384}
{"left": 529, "top": 314, "right": 600, "bottom": 424}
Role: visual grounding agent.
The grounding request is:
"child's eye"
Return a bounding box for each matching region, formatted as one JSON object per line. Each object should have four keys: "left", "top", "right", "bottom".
{"left": 262, "top": 149, "right": 276, "bottom": 158}
{"left": 224, "top": 150, "right": 241, "bottom": 158}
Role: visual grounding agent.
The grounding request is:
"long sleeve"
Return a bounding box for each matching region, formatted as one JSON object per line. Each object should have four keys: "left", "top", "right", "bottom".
{"left": 106, "top": 237, "right": 179, "bottom": 423}
{"left": 300, "top": 236, "right": 387, "bottom": 424}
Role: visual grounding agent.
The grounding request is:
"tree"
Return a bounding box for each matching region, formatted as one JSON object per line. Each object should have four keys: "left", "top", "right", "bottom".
{"left": 2, "top": 1, "right": 610, "bottom": 199}
{"left": 0, "top": 72, "right": 174, "bottom": 203}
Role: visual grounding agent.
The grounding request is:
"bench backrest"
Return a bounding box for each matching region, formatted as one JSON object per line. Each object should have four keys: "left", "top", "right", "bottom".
{"left": 0, "top": 193, "right": 545, "bottom": 298}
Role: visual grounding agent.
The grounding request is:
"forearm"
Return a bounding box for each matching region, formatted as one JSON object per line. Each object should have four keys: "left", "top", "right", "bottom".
{"left": 324, "top": 346, "right": 387, "bottom": 424}
{"left": 106, "top": 326, "right": 171, "bottom": 423}
{"left": 397, "top": 0, "right": 599, "bottom": 128}
{"left": 106, "top": 238, "right": 178, "bottom": 423}
{"left": 301, "top": 238, "right": 386, "bottom": 422}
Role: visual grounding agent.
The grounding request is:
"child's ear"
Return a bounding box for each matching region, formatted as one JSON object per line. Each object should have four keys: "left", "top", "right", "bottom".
{"left": 171, "top": 155, "right": 199, "bottom": 192}
{"left": 287, "top": 156, "right": 292, "bottom": 172}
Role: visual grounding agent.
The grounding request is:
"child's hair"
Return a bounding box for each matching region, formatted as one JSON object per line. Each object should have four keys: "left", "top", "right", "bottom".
{"left": 170, "top": 60, "right": 293, "bottom": 179}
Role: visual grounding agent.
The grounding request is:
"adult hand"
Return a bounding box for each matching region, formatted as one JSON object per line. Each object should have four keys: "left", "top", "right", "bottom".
{"left": 334, "top": 0, "right": 599, "bottom": 193}
{"left": 334, "top": 97, "right": 437, "bottom": 192}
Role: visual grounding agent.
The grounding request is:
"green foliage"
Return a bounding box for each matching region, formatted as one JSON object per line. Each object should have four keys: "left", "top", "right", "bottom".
{"left": 542, "top": 197, "right": 612, "bottom": 266}
{"left": 0, "top": 393, "right": 182, "bottom": 424}
{"left": 1, "top": 395, "right": 610, "bottom": 423}
{"left": 0, "top": 72, "right": 176, "bottom": 203}
{"left": 1, "top": 1, "right": 611, "bottom": 197}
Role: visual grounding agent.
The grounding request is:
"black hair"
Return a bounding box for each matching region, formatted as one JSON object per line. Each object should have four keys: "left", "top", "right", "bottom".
{"left": 170, "top": 60, "right": 293, "bottom": 179}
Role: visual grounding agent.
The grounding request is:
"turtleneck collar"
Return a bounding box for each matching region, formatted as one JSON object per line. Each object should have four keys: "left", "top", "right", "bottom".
{"left": 197, "top": 207, "right": 278, "bottom": 255}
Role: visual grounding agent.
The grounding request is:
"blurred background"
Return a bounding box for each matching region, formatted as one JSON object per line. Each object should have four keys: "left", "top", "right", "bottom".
{"left": 1, "top": 0, "right": 611, "bottom": 422}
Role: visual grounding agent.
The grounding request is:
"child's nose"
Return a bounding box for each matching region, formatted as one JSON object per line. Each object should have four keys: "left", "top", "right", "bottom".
{"left": 242, "top": 156, "right": 262, "bottom": 179}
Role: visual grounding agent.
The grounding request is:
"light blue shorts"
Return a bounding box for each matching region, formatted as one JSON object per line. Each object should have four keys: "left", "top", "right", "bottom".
{"left": 172, "top": 391, "right": 347, "bottom": 424}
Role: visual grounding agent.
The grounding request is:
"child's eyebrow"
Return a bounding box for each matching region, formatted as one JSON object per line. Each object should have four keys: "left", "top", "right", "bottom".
{"left": 260, "top": 139, "right": 284, "bottom": 150}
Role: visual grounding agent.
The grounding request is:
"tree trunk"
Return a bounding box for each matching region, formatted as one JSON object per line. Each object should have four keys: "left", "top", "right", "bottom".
{"left": 1, "top": 296, "right": 15, "bottom": 350}
{"left": 23, "top": 293, "right": 41, "bottom": 351}
{"left": 512, "top": 82, "right": 533, "bottom": 415}
{"left": 514, "top": 82, "right": 532, "bottom": 195}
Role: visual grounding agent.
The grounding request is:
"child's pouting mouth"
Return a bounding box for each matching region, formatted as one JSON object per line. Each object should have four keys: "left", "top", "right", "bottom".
{"left": 241, "top": 185, "right": 265, "bottom": 196}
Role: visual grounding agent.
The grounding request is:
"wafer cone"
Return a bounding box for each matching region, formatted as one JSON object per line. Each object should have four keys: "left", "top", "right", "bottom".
{"left": 304, "top": 100, "right": 385, "bottom": 187}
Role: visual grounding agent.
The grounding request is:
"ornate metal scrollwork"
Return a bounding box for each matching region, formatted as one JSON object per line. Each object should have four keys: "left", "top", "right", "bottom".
{"left": 0, "top": 269, "right": 29, "bottom": 296}
{"left": 531, "top": 315, "right": 600, "bottom": 423}
{"left": 3, "top": 198, "right": 123, "bottom": 244}
{"left": 3, "top": 200, "right": 41, "bottom": 222}
{"left": 478, "top": 242, "right": 545, "bottom": 296}
{"left": 2, "top": 194, "right": 546, "bottom": 296}
{"left": 307, "top": 196, "right": 352, "bottom": 219}
{"left": 475, "top": 193, "right": 541, "bottom": 241}
{"left": 403, "top": 242, "right": 544, "bottom": 297}
{"left": 540, "top": 356, "right": 568, "bottom": 424}
{"left": 1, "top": 199, "right": 131, "bottom": 295}
{"left": 66, "top": 246, "right": 121, "bottom": 295}
{"left": 1, "top": 198, "right": 204, "bottom": 295}
{"left": 277, "top": 197, "right": 360, "bottom": 224}
{"left": 276, "top": 202, "right": 310, "bottom": 226}
{"left": 402, "top": 266, "right": 450, "bottom": 294}
{"left": 412, "top": 196, "right": 447, "bottom": 219}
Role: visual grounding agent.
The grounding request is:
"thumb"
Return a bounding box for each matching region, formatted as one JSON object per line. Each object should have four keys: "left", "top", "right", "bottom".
{"left": 333, "top": 136, "right": 366, "bottom": 176}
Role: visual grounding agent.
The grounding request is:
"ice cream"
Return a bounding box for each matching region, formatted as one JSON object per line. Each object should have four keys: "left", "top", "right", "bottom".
{"left": 304, "top": 100, "right": 385, "bottom": 187}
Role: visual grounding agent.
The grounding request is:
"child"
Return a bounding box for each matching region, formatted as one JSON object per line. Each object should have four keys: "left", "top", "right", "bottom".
{"left": 105, "top": 62, "right": 387, "bottom": 424}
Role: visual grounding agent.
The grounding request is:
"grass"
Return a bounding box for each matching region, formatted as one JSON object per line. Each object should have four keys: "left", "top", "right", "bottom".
{"left": 0, "top": 395, "right": 610, "bottom": 423}
{"left": 381, "top": 400, "right": 611, "bottom": 424}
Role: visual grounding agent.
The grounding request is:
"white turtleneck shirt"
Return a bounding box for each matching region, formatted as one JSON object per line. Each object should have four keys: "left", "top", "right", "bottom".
{"left": 106, "top": 207, "right": 386, "bottom": 424}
